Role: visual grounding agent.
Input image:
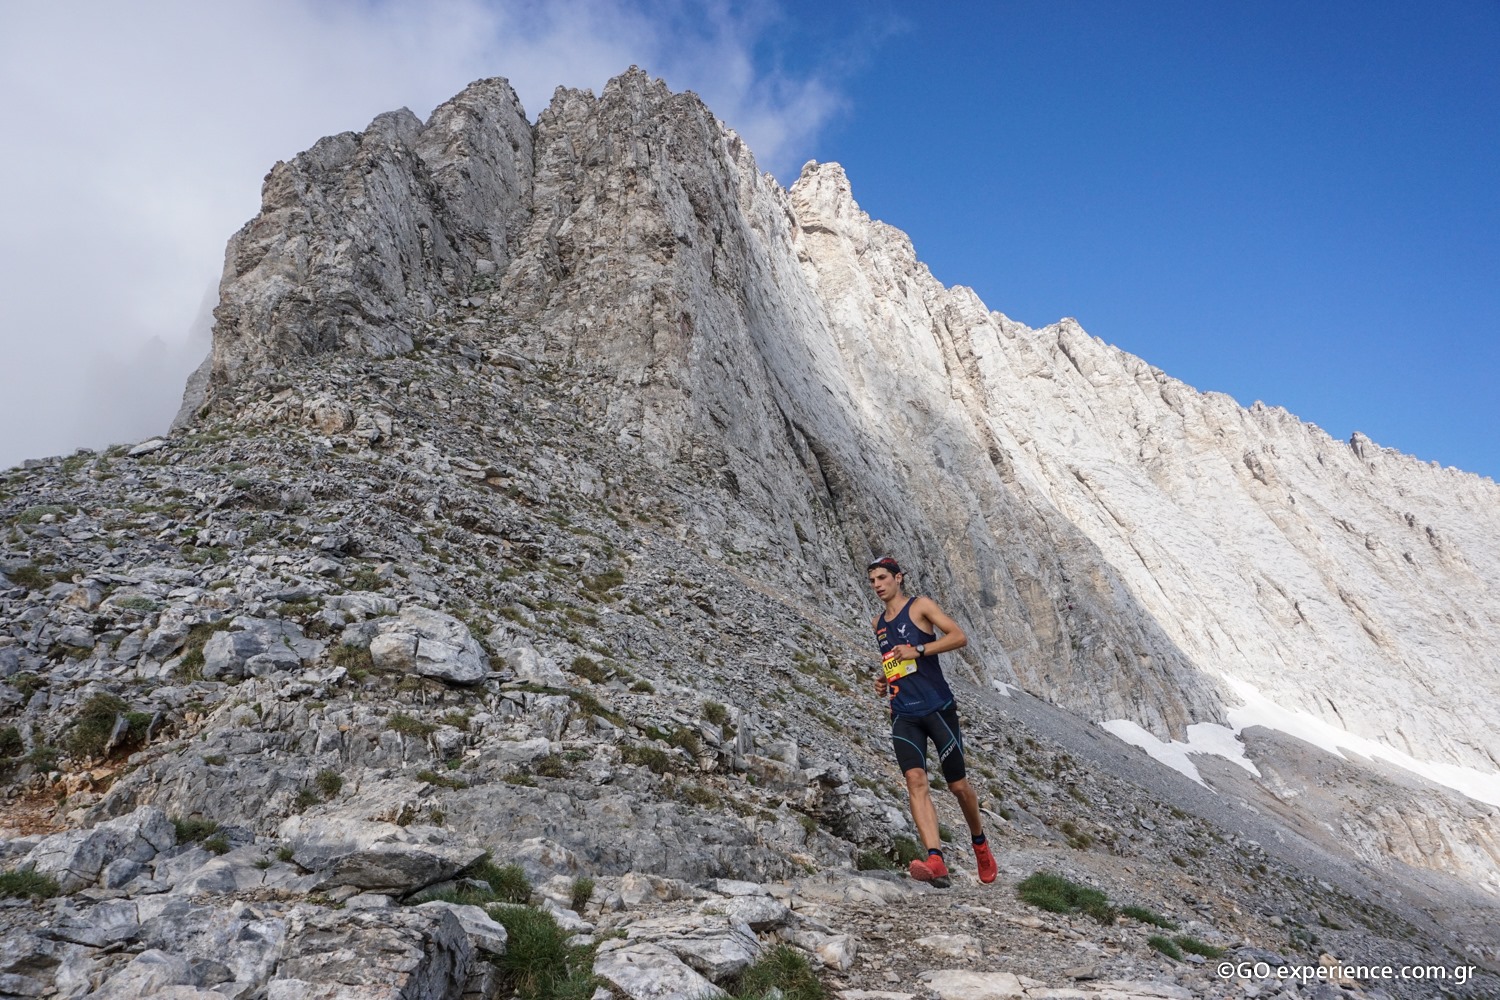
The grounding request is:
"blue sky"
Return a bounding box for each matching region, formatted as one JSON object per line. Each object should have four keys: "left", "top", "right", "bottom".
{"left": 2, "top": 1, "right": 1496, "bottom": 480}
{"left": 784, "top": 1, "right": 1500, "bottom": 478}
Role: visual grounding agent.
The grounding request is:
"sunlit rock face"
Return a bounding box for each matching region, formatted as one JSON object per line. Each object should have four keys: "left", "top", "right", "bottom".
{"left": 201, "top": 67, "right": 1500, "bottom": 776}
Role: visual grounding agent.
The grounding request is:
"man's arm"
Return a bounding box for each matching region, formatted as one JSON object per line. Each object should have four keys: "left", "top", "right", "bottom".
{"left": 871, "top": 613, "right": 889, "bottom": 697}
{"left": 911, "top": 596, "right": 967, "bottom": 654}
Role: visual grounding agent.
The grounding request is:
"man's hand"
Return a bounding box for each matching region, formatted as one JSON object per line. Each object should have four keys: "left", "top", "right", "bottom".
{"left": 874, "top": 674, "right": 889, "bottom": 698}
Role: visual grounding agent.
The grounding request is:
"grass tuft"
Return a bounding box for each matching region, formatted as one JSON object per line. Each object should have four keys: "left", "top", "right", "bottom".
{"left": 469, "top": 857, "right": 531, "bottom": 905}
{"left": 7, "top": 565, "right": 53, "bottom": 590}
{"left": 417, "top": 769, "right": 468, "bottom": 790}
{"left": 620, "top": 744, "right": 673, "bottom": 775}
{"left": 570, "top": 876, "right": 595, "bottom": 913}
{"left": 486, "top": 904, "right": 599, "bottom": 999}
{"left": 0, "top": 868, "right": 60, "bottom": 900}
{"left": 725, "top": 944, "right": 827, "bottom": 1000}
{"left": 1147, "top": 934, "right": 1183, "bottom": 960}
{"left": 891, "top": 835, "right": 923, "bottom": 866}
{"left": 388, "top": 713, "right": 437, "bottom": 737}
{"left": 173, "top": 816, "right": 220, "bottom": 843}
{"left": 1120, "top": 904, "right": 1177, "bottom": 929}
{"left": 567, "top": 656, "right": 608, "bottom": 683}
{"left": 64, "top": 693, "right": 151, "bottom": 760}
{"left": 1016, "top": 871, "right": 1115, "bottom": 924}
{"left": 1173, "top": 935, "right": 1225, "bottom": 959}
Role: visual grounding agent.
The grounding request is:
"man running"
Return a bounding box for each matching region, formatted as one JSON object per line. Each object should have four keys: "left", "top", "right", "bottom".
{"left": 867, "top": 556, "right": 997, "bottom": 887}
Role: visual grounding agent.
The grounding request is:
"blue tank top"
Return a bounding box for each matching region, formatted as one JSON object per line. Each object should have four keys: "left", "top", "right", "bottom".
{"left": 873, "top": 597, "right": 955, "bottom": 718}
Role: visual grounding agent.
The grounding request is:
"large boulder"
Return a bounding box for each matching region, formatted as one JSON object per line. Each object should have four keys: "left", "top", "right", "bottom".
{"left": 266, "top": 906, "right": 474, "bottom": 1000}
{"left": 369, "top": 607, "right": 489, "bottom": 684}
{"left": 201, "top": 617, "right": 324, "bottom": 680}
{"left": 414, "top": 901, "right": 508, "bottom": 954}
{"left": 312, "top": 842, "right": 485, "bottom": 896}
{"left": 22, "top": 806, "right": 175, "bottom": 892}
{"left": 594, "top": 940, "right": 722, "bottom": 1000}
{"left": 278, "top": 815, "right": 484, "bottom": 896}
{"left": 493, "top": 636, "right": 568, "bottom": 685}
{"left": 619, "top": 914, "right": 761, "bottom": 980}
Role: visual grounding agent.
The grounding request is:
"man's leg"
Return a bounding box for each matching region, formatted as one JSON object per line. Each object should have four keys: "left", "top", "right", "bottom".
{"left": 904, "top": 766, "right": 943, "bottom": 850}
{"left": 932, "top": 706, "right": 998, "bottom": 885}
{"left": 947, "top": 776, "right": 984, "bottom": 837}
{"left": 892, "top": 717, "right": 950, "bottom": 886}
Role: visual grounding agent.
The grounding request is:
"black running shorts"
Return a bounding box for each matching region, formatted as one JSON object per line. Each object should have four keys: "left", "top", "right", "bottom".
{"left": 891, "top": 704, "right": 967, "bottom": 782}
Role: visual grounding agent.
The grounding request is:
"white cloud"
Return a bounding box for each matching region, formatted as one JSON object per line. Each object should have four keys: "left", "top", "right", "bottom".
{"left": 0, "top": 0, "right": 844, "bottom": 469}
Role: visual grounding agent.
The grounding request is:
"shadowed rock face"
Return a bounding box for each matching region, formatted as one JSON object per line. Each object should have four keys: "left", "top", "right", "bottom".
{"left": 197, "top": 68, "right": 1499, "bottom": 774}
{"left": 209, "top": 77, "right": 534, "bottom": 378}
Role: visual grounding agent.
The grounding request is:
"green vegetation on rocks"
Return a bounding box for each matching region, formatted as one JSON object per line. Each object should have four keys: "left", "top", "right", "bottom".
{"left": 725, "top": 944, "right": 827, "bottom": 1000}
{"left": 0, "top": 868, "right": 60, "bottom": 900}
{"left": 388, "top": 713, "right": 437, "bottom": 737}
{"left": 1120, "top": 904, "right": 1177, "bottom": 929}
{"left": 8, "top": 565, "right": 52, "bottom": 590}
{"left": 173, "top": 816, "right": 221, "bottom": 843}
{"left": 64, "top": 692, "right": 152, "bottom": 760}
{"left": 569, "top": 876, "right": 594, "bottom": 912}
{"left": 1016, "top": 871, "right": 1115, "bottom": 924}
{"left": 487, "top": 903, "right": 599, "bottom": 1000}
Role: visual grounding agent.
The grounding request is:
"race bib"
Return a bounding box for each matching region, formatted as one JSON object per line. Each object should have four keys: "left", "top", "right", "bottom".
{"left": 882, "top": 652, "right": 917, "bottom": 682}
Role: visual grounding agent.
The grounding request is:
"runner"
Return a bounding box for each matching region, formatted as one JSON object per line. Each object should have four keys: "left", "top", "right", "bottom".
{"left": 867, "top": 556, "right": 997, "bottom": 887}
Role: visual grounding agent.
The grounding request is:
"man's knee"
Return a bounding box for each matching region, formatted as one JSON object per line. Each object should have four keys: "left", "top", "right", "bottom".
{"left": 904, "top": 767, "right": 930, "bottom": 794}
{"left": 948, "top": 776, "right": 974, "bottom": 797}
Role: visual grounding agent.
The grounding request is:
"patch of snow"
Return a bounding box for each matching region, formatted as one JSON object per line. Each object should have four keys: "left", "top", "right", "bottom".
{"left": 1101, "top": 719, "right": 1204, "bottom": 785}
{"left": 989, "top": 679, "right": 1018, "bottom": 698}
{"left": 1099, "top": 720, "right": 1261, "bottom": 789}
{"left": 1223, "top": 676, "right": 1500, "bottom": 808}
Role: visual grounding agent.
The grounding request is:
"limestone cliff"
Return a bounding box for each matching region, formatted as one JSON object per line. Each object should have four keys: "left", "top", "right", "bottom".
{"left": 197, "top": 68, "right": 1500, "bottom": 777}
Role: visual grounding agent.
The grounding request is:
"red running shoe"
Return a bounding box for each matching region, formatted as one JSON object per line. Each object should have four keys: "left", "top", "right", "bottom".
{"left": 908, "top": 853, "right": 951, "bottom": 888}
{"left": 974, "top": 840, "right": 998, "bottom": 884}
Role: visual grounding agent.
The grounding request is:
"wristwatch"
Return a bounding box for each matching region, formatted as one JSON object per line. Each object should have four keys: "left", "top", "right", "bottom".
{"left": 915, "top": 644, "right": 926, "bottom": 656}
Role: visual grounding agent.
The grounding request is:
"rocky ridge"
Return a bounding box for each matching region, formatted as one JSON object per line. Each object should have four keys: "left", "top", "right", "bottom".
{"left": 2, "top": 68, "right": 1497, "bottom": 999}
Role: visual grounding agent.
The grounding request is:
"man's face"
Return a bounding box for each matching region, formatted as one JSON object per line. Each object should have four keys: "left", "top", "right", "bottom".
{"left": 868, "top": 568, "right": 900, "bottom": 601}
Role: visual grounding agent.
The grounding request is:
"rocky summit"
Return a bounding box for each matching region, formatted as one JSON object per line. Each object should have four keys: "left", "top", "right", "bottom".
{"left": 1, "top": 67, "right": 1497, "bottom": 1000}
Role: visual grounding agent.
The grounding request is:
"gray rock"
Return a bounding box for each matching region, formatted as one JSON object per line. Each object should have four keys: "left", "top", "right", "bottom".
{"left": 594, "top": 939, "right": 722, "bottom": 1000}
{"left": 699, "top": 893, "right": 789, "bottom": 931}
{"left": 268, "top": 905, "right": 474, "bottom": 1000}
{"left": 327, "top": 593, "right": 400, "bottom": 618}
{"left": 201, "top": 617, "right": 322, "bottom": 680}
{"left": 22, "top": 805, "right": 175, "bottom": 891}
{"left": 508, "top": 837, "right": 580, "bottom": 885}
{"left": 370, "top": 606, "right": 488, "bottom": 684}
{"left": 91, "top": 948, "right": 193, "bottom": 998}
{"left": 501, "top": 638, "right": 567, "bottom": 685}
{"left": 45, "top": 898, "right": 141, "bottom": 947}
{"left": 415, "top": 900, "right": 509, "bottom": 954}
{"left": 623, "top": 914, "right": 760, "bottom": 980}
{"left": 916, "top": 970, "right": 1023, "bottom": 999}
{"left": 313, "top": 841, "right": 485, "bottom": 895}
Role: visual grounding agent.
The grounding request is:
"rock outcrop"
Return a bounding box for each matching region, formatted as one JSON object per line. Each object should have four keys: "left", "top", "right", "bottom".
{"left": 197, "top": 68, "right": 1500, "bottom": 776}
